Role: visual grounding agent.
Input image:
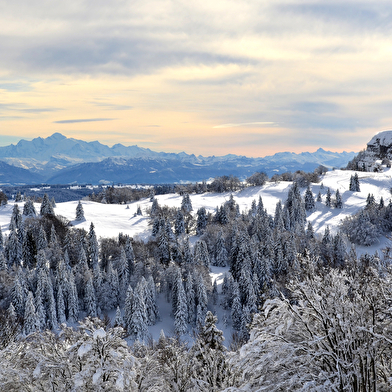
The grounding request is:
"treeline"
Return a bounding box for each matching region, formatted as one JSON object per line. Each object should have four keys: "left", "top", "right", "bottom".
{"left": 86, "top": 169, "right": 325, "bottom": 205}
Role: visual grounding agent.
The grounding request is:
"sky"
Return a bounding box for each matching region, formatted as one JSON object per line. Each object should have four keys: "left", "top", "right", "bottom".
{"left": 1, "top": 0, "right": 392, "bottom": 157}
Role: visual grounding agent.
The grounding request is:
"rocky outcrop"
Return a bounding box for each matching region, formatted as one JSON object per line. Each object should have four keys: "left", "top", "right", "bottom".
{"left": 366, "top": 131, "right": 392, "bottom": 159}
{"left": 346, "top": 131, "right": 392, "bottom": 171}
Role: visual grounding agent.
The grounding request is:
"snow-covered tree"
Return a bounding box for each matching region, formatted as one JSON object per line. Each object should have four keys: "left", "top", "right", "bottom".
{"left": 334, "top": 188, "right": 343, "bottom": 208}
{"left": 181, "top": 193, "right": 193, "bottom": 214}
{"left": 23, "top": 291, "right": 39, "bottom": 335}
{"left": 40, "top": 193, "right": 54, "bottom": 216}
{"left": 232, "top": 267, "right": 392, "bottom": 392}
{"left": 196, "top": 206, "right": 208, "bottom": 235}
{"left": 75, "top": 200, "right": 85, "bottom": 221}
{"left": 325, "top": 187, "right": 332, "bottom": 207}
{"left": 304, "top": 185, "right": 315, "bottom": 211}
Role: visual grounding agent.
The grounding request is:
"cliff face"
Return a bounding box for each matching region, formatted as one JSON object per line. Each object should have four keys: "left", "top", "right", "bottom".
{"left": 366, "top": 131, "right": 392, "bottom": 159}
{"left": 346, "top": 131, "right": 392, "bottom": 171}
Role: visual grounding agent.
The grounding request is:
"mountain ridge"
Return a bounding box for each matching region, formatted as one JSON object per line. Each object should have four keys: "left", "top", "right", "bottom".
{"left": 0, "top": 133, "right": 357, "bottom": 185}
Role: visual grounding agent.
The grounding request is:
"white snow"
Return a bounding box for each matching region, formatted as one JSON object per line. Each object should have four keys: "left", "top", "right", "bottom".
{"left": 2, "top": 168, "right": 392, "bottom": 342}
{"left": 93, "top": 328, "right": 106, "bottom": 340}
{"left": 1, "top": 168, "right": 392, "bottom": 253}
{"left": 368, "top": 130, "right": 392, "bottom": 146}
{"left": 77, "top": 343, "right": 92, "bottom": 357}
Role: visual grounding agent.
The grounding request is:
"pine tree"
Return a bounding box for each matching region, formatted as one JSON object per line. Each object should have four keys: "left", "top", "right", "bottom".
{"left": 306, "top": 221, "right": 315, "bottom": 239}
{"left": 274, "top": 200, "right": 284, "bottom": 230}
{"left": 214, "top": 233, "right": 228, "bottom": 267}
{"left": 158, "top": 225, "right": 170, "bottom": 266}
{"left": 146, "top": 275, "right": 159, "bottom": 324}
{"left": 326, "top": 187, "right": 332, "bottom": 207}
{"left": 123, "top": 283, "right": 132, "bottom": 328}
{"left": 40, "top": 193, "right": 54, "bottom": 216}
{"left": 231, "top": 283, "right": 242, "bottom": 331}
{"left": 194, "top": 311, "right": 229, "bottom": 390}
{"left": 124, "top": 236, "right": 135, "bottom": 276}
{"left": 349, "top": 174, "right": 355, "bottom": 191}
{"left": 10, "top": 204, "right": 22, "bottom": 230}
{"left": 182, "top": 237, "right": 193, "bottom": 264}
{"left": 113, "top": 306, "right": 124, "bottom": 327}
{"left": 56, "top": 284, "right": 66, "bottom": 324}
{"left": 24, "top": 291, "right": 39, "bottom": 335}
{"left": 129, "top": 281, "right": 148, "bottom": 341}
{"left": 317, "top": 191, "right": 322, "bottom": 202}
{"left": 174, "top": 209, "right": 185, "bottom": 236}
{"left": 15, "top": 191, "right": 22, "bottom": 202}
{"left": 75, "top": 200, "right": 85, "bottom": 221}
{"left": 196, "top": 207, "right": 208, "bottom": 235}
{"left": 354, "top": 172, "right": 360, "bottom": 191}
{"left": 334, "top": 189, "right": 343, "bottom": 208}
{"left": 250, "top": 199, "right": 257, "bottom": 217}
{"left": 194, "top": 240, "right": 210, "bottom": 268}
{"left": 84, "top": 274, "right": 97, "bottom": 317}
{"left": 195, "top": 273, "right": 208, "bottom": 324}
{"left": 304, "top": 185, "right": 315, "bottom": 211}
{"left": 151, "top": 198, "right": 160, "bottom": 216}
{"left": 67, "top": 272, "right": 79, "bottom": 322}
{"left": 174, "top": 276, "right": 188, "bottom": 336}
{"left": 117, "top": 246, "right": 129, "bottom": 296}
{"left": 186, "top": 272, "right": 196, "bottom": 324}
{"left": 37, "top": 225, "right": 48, "bottom": 252}
{"left": 87, "top": 222, "right": 99, "bottom": 269}
{"left": 181, "top": 193, "right": 193, "bottom": 214}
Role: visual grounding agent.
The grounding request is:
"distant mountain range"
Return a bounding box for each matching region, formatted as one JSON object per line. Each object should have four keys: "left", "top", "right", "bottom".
{"left": 0, "top": 133, "right": 357, "bottom": 185}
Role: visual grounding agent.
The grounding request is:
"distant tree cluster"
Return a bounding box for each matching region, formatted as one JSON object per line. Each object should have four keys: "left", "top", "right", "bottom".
{"left": 271, "top": 170, "right": 320, "bottom": 186}
{"left": 245, "top": 172, "right": 268, "bottom": 186}
{"left": 341, "top": 194, "right": 392, "bottom": 246}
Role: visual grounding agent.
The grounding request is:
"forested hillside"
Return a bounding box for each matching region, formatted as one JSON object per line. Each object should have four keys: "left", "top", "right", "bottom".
{"left": 0, "top": 167, "right": 392, "bottom": 390}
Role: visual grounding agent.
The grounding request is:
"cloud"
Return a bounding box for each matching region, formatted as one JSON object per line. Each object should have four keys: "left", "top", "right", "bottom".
{"left": 53, "top": 118, "right": 116, "bottom": 124}
{"left": 0, "top": 103, "right": 60, "bottom": 114}
{"left": 213, "top": 122, "right": 275, "bottom": 129}
{"left": 90, "top": 102, "right": 133, "bottom": 110}
{"left": 0, "top": 0, "right": 391, "bottom": 156}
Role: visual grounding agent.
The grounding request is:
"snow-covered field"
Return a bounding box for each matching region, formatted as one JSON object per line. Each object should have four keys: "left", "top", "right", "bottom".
{"left": 1, "top": 168, "right": 392, "bottom": 341}
{"left": 1, "top": 168, "right": 392, "bottom": 253}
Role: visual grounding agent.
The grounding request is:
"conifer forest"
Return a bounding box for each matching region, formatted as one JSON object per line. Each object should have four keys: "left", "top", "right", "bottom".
{"left": 1, "top": 170, "right": 392, "bottom": 391}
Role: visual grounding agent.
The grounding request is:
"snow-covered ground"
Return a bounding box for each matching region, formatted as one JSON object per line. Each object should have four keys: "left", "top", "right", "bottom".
{"left": 1, "top": 168, "right": 392, "bottom": 252}
{"left": 1, "top": 168, "right": 392, "bottom": 341}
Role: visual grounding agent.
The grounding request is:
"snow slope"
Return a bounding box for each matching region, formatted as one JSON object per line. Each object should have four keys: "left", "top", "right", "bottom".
{"left": 1, "top": 168, "right": 391, "bottom": 341}
{"left": 1, "top": 168, "right": 391, "bottom": 248}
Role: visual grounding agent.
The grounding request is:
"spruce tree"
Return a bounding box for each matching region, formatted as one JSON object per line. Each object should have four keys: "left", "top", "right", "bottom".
{"left": 88, "top": 222, "right": 99, "bottom": 269}
{"left": 113, "top": 306, "right": 124, "bottom": 327}
{"left": 181, "top": 193, "right": 193, "bottom": 214}
{"left": 129, "top": 281, "right": 148, "bottom": 341}
{"left": 326, "top": 188, "right": 332, "bottom": 207}
{"left": 24, "top": 291, "right": 39, "bottom": 335}
{"left": 196, "top": 207, "right": 208, "bottom": 235}
{"left": 75, "top": 200, "right": 85, "bottom": 221}
{"left": 174, "top": 276, "right": 188, "bottom": 336}
{"left": 40, "top": 193, "right": 54, "bottom": 216}
{"left": 231, "top": 283, "right": 242, "bottom": 331}
{"left": 304, "top": 185, "right": 315, "bottom": 211}
{"left": 214, "top": 234, "right": 228, "bottom": 267}
{"left": 334, "top": 189, "right": 343, "bottom": 208}
{"left": 84, "top": 274, "right": 97, "bottom": 317}
{"left": 354, "top": 172, "right": 360, "bottom": 191}
{"left": 56, "top": 284, "right": 66, "bottom": 324}
{"left": 174, "top": 209, "right": 185, "bottom": 236}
